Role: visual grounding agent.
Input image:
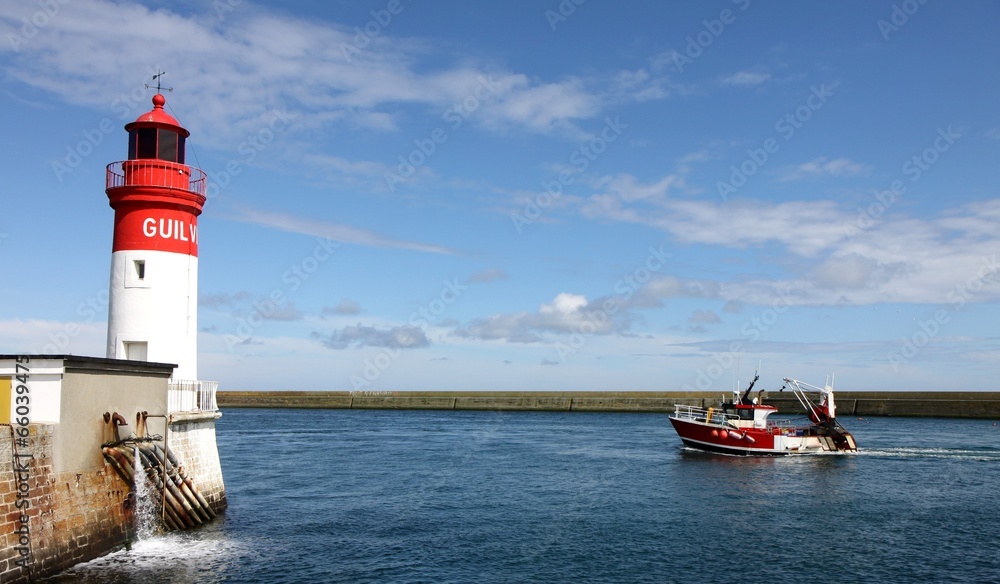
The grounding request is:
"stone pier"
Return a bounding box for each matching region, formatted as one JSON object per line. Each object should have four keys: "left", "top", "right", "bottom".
{"left": 218, "top": 390, "right": 1000, "bottom": 418}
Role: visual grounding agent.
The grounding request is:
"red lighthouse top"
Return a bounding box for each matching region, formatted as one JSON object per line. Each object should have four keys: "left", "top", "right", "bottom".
{"left": 106, "top": 92, "right": 207, "bottom": 256}
{"left": 122, "top": 93, "right": 192, "bottom": 165}
{"left": 126, "top": 93, "right": 191, "bottom": 137}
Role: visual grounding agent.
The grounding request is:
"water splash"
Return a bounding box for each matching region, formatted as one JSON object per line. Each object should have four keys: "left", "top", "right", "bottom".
{"left": 132, "top": 445, "right": 159, "bottom": 539}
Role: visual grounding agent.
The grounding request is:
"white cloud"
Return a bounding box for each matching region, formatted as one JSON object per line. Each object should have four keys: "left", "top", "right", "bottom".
{"left": 455, "top": 293, "right": 621, "bottom": 343}
{"left": 325, "top": 299, "right": 362, "bottom": 316}
{"left": 480, "top": 77, "right": 601, "bottom": 135}
{"left": 230, "top": 206, "right": 457, "bottom": 254}
{"left": 0, "top": 0, "right": 646, "bottom": 149}
{"left": 0, "top": 319, "right": 105, "bottom": 356}
{"left": 688, "top": 309, "right": 721, "bottom": 324}
{"left": 720, "top": 70, "right": 771, "bottom": 86}
{"left": 809, "top": 253, "right": 910, "bottom": 290}
{"left": 778, "top": 157, "right": 872, "bottom": 182}
{"left": 631, "top": 276, "right": 721, "bottom": 308}
{"left": 454, "top": 312, "right": 542, "bottom": 344}
{"left": 578, "top": 173, "right": 851, "bottom": 256}
{"left": 540, "top": 293, "right": 588, "bottom": 315}
{"left": 568, "top": 172, "right": 1000, "bottom": 307}
{"left": 608, "top": 68, "right": 672, "bottom": 103}
{"left": 467, "top": 268, "right": 509, "bottom": 284}
{"left": 676, "top": 148, "right": 714, "bottom": 173}
{"left": 313, "top": 324, "right": 429, "bottom": 350}
{"left": 590, "top": 173, "right": 681, "bottom": 204}
{"left": 301, "top": 154, "right": 388, "bottom": 178}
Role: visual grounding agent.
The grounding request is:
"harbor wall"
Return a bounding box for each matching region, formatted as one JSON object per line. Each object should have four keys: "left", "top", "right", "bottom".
{"left": 217, "top": 390, "right": 1000, "bottom": 419}
{"left": 0, "top": 357, "right": 227, "bottom": 583}
{"left": 1, "top": 425, "right": 130, "bottom": 583}
{"left": 0, "top": 415, "right": 227, "bottom": 584}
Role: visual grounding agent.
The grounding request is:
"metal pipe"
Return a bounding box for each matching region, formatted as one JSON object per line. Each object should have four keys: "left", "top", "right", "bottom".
{"left": 152, "top": 442, "right": 216, "bottom": 519}
{"left": 135, "top": 444, "right": 200, "bottom": 527}
{"left": 102, "top": 447, "right": 133, "bottom": 484}
{"left": 111, "top": 412, "right": 128, "bottom": 442}
{"left": 141, "top": 444, "right": 211, "bottom": 523}
{"left": 183, "top": 477, "right": 217, "bottom": 519}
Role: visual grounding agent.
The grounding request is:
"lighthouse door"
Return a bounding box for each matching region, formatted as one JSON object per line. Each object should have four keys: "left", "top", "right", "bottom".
{"left": 123, "top": 341, "right": 148, "bottom": 362}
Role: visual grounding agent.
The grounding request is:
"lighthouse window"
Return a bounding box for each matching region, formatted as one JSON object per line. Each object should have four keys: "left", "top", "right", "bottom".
{"left": 128, "top": 128, "right": 186, "bottom": 162}
{"left": 125, "top": 256, "right": 150, "bottom": 288}
{"left": 123, "top": 341, "right": 148, "bottom": 362}
{"left": 158, "top": 130, "right": 178, "bottom": 161}
{"left": 135, "top": 128, "right": 157, "bottom": 159}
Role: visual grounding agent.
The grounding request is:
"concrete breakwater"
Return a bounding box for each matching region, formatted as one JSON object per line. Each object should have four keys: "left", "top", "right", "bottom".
{"left": 218, "top": 391, "right": 1000, "bottom": 419}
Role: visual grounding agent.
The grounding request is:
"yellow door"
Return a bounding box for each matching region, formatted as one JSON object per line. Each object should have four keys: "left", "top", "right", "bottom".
{"left": 0, "top": 377, "right": 11, "bottom": 424}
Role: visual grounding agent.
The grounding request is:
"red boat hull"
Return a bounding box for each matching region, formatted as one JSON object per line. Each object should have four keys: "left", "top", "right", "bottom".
{"left": 669, "top": 417, "right": 783, "bottom": 456}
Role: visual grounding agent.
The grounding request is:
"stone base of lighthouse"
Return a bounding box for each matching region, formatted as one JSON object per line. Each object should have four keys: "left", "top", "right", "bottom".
{"left": 167, "top": 411, "right": 228, "bottom": 513}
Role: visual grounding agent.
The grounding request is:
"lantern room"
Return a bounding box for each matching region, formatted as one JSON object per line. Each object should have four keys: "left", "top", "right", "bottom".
{"left": 125, "top": 93, "right": 188, "bottom": 164}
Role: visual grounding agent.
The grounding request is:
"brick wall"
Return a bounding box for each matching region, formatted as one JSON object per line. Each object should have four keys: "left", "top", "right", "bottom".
{"left": 1, "top": 425, "right": 130, "bottom": 583}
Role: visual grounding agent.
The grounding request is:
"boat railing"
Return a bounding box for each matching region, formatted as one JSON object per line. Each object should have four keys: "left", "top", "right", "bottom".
{"left": 672, "top": 404, "right": 740, "bottom": 426}
{"left": 766, "top": 418, "right": 798, "bottom": 430}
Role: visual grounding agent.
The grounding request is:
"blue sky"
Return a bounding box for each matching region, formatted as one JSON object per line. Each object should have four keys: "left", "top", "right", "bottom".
{"left": 2, "top": 0, "right": 1000, "bottom": 391}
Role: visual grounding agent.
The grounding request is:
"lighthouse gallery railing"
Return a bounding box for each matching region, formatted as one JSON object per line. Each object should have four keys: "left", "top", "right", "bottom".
{"left": 106, "top": 160, "right": 207, "bottom": 197}
{"left": 168, "top": 380, "right": 219, "bottom": 413}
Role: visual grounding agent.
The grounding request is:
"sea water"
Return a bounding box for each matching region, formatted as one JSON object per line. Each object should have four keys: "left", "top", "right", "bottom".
{"left": 49, "top": 409, "right": 1000, "bottom": 583}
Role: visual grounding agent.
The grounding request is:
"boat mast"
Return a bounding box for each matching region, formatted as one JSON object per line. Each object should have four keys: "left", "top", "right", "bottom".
{"left": 784, "top": 377, "right": 837, "bottom": 422}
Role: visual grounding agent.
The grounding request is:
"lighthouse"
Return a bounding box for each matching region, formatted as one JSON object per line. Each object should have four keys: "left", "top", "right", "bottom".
{"left": 104, "top": 92, "right": 206, "bottom": 382}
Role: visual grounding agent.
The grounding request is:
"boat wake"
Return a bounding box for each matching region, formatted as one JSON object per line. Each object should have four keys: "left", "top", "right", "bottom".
{"left": 857, "top": 447, "right": 1000, "bottom": 462}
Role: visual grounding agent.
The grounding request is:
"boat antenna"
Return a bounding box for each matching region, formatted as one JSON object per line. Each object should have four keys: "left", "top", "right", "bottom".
{"left": 734, "top": 355, "right": 740, "bottom": 393}
{"left": 740, "top": 369, "right": 759, "bottom": 404}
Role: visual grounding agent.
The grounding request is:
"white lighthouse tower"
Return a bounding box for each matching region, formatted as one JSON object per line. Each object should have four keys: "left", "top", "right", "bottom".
{"left": 104, "top": 91, "right": 206, "bottom": 382}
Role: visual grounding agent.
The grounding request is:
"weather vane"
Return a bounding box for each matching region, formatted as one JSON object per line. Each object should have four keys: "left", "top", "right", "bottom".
{"left": 145, "top": 70, "right": 173, "bottom": 93}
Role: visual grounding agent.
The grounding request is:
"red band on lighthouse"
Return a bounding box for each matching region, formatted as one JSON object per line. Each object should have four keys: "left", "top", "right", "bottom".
{"left": 113, "top": 207, "right": 199, "bottom": 256}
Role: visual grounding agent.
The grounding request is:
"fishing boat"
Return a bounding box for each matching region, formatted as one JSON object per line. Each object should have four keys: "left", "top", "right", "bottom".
{"left": 669, "top": 373, "right": 858, "bottom": 455}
